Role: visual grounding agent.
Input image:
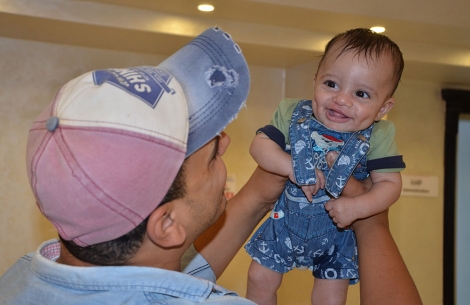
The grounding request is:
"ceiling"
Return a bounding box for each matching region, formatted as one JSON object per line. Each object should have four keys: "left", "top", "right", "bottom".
{"left": 1, "top": 0, "right": 470, "bottom": 86}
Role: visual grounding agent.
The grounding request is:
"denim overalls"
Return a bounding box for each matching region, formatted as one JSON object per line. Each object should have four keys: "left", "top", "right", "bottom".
{"left": 245, "top": 100, "right": 373, "bottom": 284}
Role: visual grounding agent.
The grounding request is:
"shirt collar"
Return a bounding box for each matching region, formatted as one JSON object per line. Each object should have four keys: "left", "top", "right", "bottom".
{"left": 32, "top": 239, "right": 235, "bottom": 302}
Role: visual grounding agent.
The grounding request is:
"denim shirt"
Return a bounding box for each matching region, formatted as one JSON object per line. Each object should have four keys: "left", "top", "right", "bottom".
{"left": 0, "top": 239, "right": 255, "bottom": 305}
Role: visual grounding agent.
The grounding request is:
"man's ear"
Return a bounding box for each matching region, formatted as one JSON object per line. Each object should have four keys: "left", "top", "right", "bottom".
{"left": 375, "top": 97, "right": 395, "bottom": 121}
{"left": 146, "top": 204, "right": 187, "bottom": 249}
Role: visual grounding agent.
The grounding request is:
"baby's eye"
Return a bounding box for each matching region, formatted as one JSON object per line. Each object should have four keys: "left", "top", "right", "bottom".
{"left": 324, "top": 80, "right": 338, "bottom": 89}
{"left": 355, "top": 90, "right": 370, "bottom": 99}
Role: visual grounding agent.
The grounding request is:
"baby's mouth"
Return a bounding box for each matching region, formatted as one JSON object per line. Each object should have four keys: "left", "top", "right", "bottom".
{"left": 327, "top": 109, "right": 349, "bottom": 121}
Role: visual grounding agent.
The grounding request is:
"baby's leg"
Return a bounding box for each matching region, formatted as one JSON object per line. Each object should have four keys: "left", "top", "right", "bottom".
{"left": 311, "top": 278, "right": 349, "bottom": 305}
{"left": 246, "top": 260, "right": 283, "bottom": 305}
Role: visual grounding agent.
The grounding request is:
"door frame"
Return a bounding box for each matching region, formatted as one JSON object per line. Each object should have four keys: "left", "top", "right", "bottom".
{"left": 441, "top": 89, "right": 470, "bottom": 305}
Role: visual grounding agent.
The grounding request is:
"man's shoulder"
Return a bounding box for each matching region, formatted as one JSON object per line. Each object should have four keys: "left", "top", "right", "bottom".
{"left": 0, "top": 240, "right": 253, "bottom": 305}
{"left": 160, "top": 295, "right": 256, "bottom": 304}
{"left": 182, "top": 244, "right": 216, "bottom": 282}
{"left": 0, "top": 252, "right": 35, "bottom": 305}
{"left": 0, "top": 253, "right": 34, "bottom": 280}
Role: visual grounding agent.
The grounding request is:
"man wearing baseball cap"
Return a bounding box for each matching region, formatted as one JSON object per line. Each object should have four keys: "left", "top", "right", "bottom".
{"left": 0, "top": 27, "right": 421, "bottom": 304}
{"left": 0, "top": 26, "right": 262, "bottom": 304}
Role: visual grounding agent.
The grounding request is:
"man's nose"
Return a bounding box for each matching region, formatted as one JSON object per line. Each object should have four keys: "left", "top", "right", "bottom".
{"left": 218, "top": 131, "right": 231, "bottom": 156}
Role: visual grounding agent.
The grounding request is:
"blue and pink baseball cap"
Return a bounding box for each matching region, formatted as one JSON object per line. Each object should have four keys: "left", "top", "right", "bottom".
{"left": 25, "top": 27, "right": 250, "bottom": 247}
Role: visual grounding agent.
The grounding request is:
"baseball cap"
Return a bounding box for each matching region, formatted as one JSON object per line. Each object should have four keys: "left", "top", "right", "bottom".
{"left": 26, "top": 27, "right": 250, "bottom": 247}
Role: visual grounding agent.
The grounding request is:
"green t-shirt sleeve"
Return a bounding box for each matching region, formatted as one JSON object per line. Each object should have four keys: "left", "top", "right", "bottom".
{"left": 270, "top": 98, "right": 301, "bottom": 145}
{"left": 368, "top": 120, "right": 404, "bottom": 172}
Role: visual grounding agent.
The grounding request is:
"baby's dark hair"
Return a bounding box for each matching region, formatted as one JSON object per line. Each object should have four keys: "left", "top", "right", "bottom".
{"left": 318, "top": 28, "right": 404, "bottom": 96}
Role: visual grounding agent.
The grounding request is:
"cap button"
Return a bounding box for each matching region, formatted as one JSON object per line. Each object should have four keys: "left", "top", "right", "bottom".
{"left": 297, "top": 117, "right": 306, "bottom": 124}
{"left": 46, "top": 116, "right": 60, "bottom": 132}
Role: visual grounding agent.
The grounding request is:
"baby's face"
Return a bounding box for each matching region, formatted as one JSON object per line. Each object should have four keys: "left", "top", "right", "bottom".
{"left": 312, "top": 44, "right": 396, "bottom": 132}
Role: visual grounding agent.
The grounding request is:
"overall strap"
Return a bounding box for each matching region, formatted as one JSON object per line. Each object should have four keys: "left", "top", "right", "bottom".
{"left": 325, "top": 124, "right": 374, "bottom": 198}
{"left": 289, "top": 100, "right": 316, "bottom": 185}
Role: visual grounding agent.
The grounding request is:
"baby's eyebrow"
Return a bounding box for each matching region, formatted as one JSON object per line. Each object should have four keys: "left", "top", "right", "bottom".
{"left": 320, "top": 73, "right": 337, "bottom": 79}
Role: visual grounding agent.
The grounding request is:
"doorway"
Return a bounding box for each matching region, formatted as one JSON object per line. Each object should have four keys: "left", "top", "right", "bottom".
{"left": 442, "top": 89, "right": 470, "bottom": 305}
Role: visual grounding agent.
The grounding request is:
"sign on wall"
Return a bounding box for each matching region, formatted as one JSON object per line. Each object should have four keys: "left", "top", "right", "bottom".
{"left": 401, "top": 174, "right": 439, "bottom": 197}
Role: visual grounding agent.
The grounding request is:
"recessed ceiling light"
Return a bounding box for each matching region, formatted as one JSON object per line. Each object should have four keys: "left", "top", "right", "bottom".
{"left": 370, "top": 26, "right": 386, "bottom": 33}
{"left": 198, "top": 4, "right": 214, "bottom": 12}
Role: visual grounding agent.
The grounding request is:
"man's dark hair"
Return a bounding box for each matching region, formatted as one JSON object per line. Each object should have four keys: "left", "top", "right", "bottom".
{"left": 60, "top": 163, "right": 186, "bottom": 266}
{"left": 318, "top": 28, "right": 404, "bottom": 97}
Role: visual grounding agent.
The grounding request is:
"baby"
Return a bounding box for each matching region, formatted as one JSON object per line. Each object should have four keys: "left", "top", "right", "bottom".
{"left": 245, "top": 28, "right": 405, "bottom": 305}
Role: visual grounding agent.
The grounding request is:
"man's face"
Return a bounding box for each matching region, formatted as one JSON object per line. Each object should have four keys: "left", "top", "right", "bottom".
{"left": 181, "top": 132, "right": 231, "bottom": 238}
{"left": 312, "top": 44, "right": 395, "bottom": 132}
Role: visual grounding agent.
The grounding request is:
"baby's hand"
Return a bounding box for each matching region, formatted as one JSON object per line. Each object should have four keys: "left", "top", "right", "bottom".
{"left": 324, "top": 196, "right": 359, "bottom": 228}
{"left": 289, "top": 169, "right": 325, "bottom": 202}
{"left": 288, "top": 150, "right": 338, "bottom": 202}
{"left": 324, "top": 150, "right": 358, "bottom": 227}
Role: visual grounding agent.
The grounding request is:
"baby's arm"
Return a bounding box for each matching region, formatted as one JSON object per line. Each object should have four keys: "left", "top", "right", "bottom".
{"left": 250, "top": 132, "right": 292, "bottom": 177}
{"left": 250, "top": 132, "right": 325, "bottom": 201}
{"left": 325, "top": 171, "right": 402, "bottom": 228}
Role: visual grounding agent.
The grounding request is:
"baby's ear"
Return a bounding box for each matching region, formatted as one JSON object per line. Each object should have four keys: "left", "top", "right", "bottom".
{"left": 375, "top": 97, "right": 395, "bottom": 121}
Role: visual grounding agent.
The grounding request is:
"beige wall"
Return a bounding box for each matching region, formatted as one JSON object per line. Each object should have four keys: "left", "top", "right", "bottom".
{"left": 0, "top": 36, "right": 457, "bottom": 304}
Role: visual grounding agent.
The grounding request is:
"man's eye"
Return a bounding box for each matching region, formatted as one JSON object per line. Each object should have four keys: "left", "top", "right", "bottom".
{"left": 324, "top": 81, "right": 337, "bottom": 89}
{"left": 356, "top": 91, "right": 370, "bottom": 99}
